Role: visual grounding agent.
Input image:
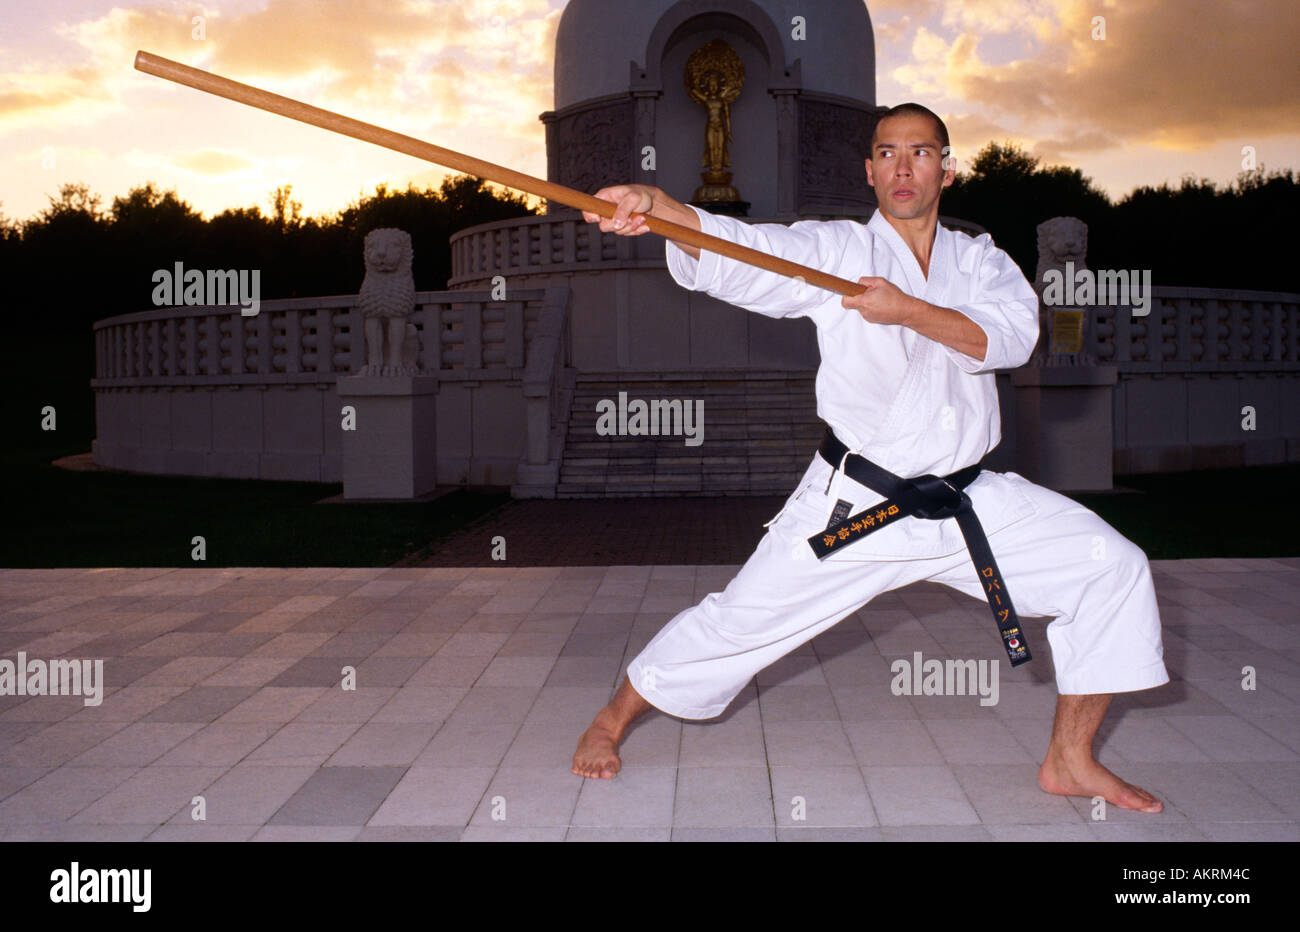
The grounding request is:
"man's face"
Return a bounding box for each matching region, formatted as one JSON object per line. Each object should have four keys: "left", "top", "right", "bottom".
{"left": 865, "top": 113, "right": 954, "bottom": 221}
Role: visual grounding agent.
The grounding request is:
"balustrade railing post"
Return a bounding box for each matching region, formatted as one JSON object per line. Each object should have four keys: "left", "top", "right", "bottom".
{"left": 205, "top": 315, "right": 219, "bottom": 375}
{"left": 285, "top": 310, "right": 302, "bottom": 373}
{"left": 230, "top": 312, "right": 245, "bottom": 375}
{"left": 255, "top": 311, "right": 271, "bottom": 374}
{"left": 465, "top": 302, "right": 483, "bottom": 370}
{"left": 506, "top": 302, "right": 525, "bottom": 368}
{"left": 148, "top": 320, "right": 161, "bottom": 377}
{"left": 164, "top": 318, "right": 177, "bottom": 376}
{"left": 562, "top": 218, "right": 576, "bottom": 265}
{"left": 315, "top": 308, "right": 332, "bottom": 374}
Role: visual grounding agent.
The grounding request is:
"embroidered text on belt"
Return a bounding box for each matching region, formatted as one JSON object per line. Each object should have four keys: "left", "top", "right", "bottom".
{"left": 807, "top": 429, "right": 1030, "bottom": 667}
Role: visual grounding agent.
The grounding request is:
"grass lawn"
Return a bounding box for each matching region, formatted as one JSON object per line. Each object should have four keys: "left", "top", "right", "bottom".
{"left": 1072, "top": 465, "right": 1300, "bottom": 561}
{"left": 0, "top": 441, "right": 510, "bottom": 568}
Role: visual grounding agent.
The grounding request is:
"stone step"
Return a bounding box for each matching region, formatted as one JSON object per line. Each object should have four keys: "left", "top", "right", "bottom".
{"left": 574, "top": 378, "right": 813, "bottom": 388}
{"left": 555, "top": 485, "right": 797, "bottom": 498}
{"left": 569, "top": 399, "right": 816, "bottom": 411}
{"left": 566, "top": 417, "right": 820, "bottom": 431}
{"left": 561, "top": 451, "right": 811, "bottom": 467}
{"left": 565, "top": 431, "right": 818, "bottom": 445}
{"left": 568, "top": 394, "right": 818, "bottom": 405}
{"left": 571, "top": 379, "right": 814, "bottom": 388}
{"left": 567, "top": 400, "right": 819, "bottom": 412}
{"left": 558, "top": 474, "right": 802, "bottom": 485}
{"left": 563, "top": 485, "right": 796, "bottom": 497}
{"left": 562, "top": 436, "right": 817, "bottom": 450}
{"left": 572, "top": 393, "right": 814, "bottom": 401}
{"left": 560, "top": 453, "right": 812, "bottom": 469}
{"left": 570, "top": 394, "right": 816, "bottom": 406}
{"left": 565, "top": 420, "right": 822, "bottom": 431}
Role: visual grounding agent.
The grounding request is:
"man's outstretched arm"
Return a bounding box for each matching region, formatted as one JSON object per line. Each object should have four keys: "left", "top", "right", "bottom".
{"left": 841, "top": 276, "right": 988, "bottom": 362}
{"left": 584, "top": 182, "right": 852, "bottom": 322}
{"left": 905, "top": 299, "right": 988, "bottom": 362}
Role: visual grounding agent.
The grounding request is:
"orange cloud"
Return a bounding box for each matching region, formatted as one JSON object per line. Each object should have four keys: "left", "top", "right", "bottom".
{"left": 0, "top": 65, "right": 113, "bottom": 126}
{"left": 6, "top": 0, "right": 559, "bottom": 139}
{"left": 172, "top": 149, "right": 258, "bottom": 175}
{"left": 940, "top": 111, "right": 1037, "bottom": 159}
{"left": 891, "top": 0, "right": 1300, "bottom": 154}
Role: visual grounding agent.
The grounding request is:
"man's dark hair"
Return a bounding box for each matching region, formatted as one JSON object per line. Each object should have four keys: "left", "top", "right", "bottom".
{"left": 870, "top": 102, "right": 950, "bottom": 156}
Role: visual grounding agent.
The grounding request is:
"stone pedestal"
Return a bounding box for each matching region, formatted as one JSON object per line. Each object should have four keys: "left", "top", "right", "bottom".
{"left": 335, "top": 374, "right": 438, "bottom": 500}
{"left": 513, "top": 461, "right": 560, "bottom": 499}
{"left": 1011, "top": 365, "right": 1117, "bottom": 491}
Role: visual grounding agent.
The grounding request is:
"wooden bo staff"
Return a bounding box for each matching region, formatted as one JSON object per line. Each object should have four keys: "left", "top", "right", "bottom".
{"left": 133, "top": 50, "right": 866, "bottom": 297}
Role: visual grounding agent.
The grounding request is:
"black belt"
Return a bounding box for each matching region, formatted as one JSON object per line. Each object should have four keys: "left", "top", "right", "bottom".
{"left": 808, "top": 429, "right": 1030, "bottom": 667}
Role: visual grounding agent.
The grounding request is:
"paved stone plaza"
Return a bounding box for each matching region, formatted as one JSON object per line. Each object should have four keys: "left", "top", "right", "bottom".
{"left": 0, "top": 559, "right": 1296, "bottom": 841}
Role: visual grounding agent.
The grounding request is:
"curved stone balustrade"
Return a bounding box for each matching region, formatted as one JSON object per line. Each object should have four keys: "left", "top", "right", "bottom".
{"left": 1090, "top": 288, "right": 1299, "bottom": 371}
{"left": 91, "top": 288, "right": 573, "bottom": 488}
{"left": 93, "top": 289, "right": 570, "bottom": 386}
{"left": 449, "top": 215, "right": 660, "bottom": 288}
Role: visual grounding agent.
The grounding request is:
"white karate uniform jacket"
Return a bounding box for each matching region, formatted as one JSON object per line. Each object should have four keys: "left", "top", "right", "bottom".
{"left": 666, "top": 206, "right": 1041, "bottom": 561}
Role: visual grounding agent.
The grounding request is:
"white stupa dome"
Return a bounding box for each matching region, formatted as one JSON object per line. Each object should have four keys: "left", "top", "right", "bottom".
{"left": 554, "top": 0, "right": 876, "bottom": 110}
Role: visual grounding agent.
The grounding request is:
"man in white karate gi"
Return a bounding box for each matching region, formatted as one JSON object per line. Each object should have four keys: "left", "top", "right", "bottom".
{"left": 571, "top": 103, "right": 1168, "bottom": 813}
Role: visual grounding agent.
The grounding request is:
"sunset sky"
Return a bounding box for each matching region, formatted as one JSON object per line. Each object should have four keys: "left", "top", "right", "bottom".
{"left": 2, "top": 0, "right": 1296, "bottom": 224}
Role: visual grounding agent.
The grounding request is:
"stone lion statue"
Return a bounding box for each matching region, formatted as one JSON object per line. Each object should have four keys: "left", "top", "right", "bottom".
{"left": 1034, "top": 216, "right": 1088, "bottom": 288}
{"left": 358, "top": 227, "right": 421, "bottom": 376}
{"left": 1031, "top": 216, "right": 1092, "bottom": 365}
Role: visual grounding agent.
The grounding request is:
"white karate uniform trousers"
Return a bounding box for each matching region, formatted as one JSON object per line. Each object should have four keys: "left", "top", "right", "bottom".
{"left": 627, "top": 457, "right": 1169, "bottom": 720}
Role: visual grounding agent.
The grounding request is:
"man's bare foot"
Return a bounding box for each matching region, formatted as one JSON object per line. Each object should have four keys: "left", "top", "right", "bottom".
{"left": 572, "top": 717, "right": 622, "bottom": 779}
{"left": 1038, "top": 750, "right": 1163, "bottom": 813}
{"left": 572, "top": 677, "right": 653, "bottom": 779}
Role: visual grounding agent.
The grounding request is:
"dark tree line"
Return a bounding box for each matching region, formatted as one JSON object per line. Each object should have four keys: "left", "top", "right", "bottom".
{"left": 942, "top": 142, "right": 1297, "bottom": 292}
{"left": 0, "top": 174, "right": 536, "bottom": 339}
